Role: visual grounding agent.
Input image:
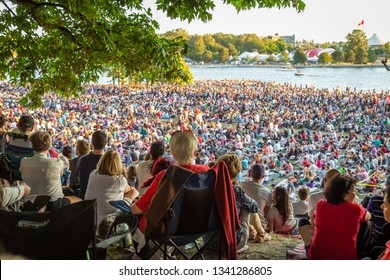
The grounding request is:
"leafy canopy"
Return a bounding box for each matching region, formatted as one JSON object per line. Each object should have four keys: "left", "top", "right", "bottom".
{"left": 0, "top": 0, "right": 305, "bottom": 107}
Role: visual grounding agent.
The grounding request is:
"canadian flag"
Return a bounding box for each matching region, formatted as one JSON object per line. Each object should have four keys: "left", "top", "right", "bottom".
{"left": 358, "top": 19, "right": 365, "bottom": 26}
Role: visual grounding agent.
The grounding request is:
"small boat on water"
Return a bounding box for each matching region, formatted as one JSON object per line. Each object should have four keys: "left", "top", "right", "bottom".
{"left": 279, "top": 64, "right": 295, "bottom": 71}
{"left": 295, "top": 71, "right": 304, "bottom": 76}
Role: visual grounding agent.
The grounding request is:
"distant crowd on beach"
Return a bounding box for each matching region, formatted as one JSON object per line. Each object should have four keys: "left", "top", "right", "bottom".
{"left": 0, "top": 80, "right": 390, "bottom": 260}
{"left": 1, "top": 80, "right": 389, "bottom": 176}
{"left": 1, "top": 79, "right": 390, "bottom": 204}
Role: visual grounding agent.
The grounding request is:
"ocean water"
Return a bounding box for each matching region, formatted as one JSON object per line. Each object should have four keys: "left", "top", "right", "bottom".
{"left": 189, "top": 65, "right": 390, "bottom": 92}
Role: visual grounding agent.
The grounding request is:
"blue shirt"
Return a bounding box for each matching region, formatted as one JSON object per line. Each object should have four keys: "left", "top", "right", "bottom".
{"left": 241, "top": 159, "right": 249, "bottom": 170}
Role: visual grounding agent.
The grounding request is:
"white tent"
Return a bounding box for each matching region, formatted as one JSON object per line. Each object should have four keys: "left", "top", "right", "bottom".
{"left": 368, "top": 33, "right": 385, "bottom": 47}
{"left": 238, "top": 52, "right": 272, "bottom": 61}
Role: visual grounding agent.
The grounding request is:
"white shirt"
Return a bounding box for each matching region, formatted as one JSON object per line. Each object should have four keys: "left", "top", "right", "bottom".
{"left": 308, "top": 191, "right": 325, "bottom": 218}
{"left": 136, "top": 160, "right": 153, "bottom": 188}
{"left": 20, "top": 153, "right": 64, "bottom": 201}
{"left": 85, "top": 171, "right": 128, "bottom": 224}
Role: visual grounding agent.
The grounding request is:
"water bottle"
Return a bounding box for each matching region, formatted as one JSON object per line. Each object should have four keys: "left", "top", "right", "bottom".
{"left": 116, "top": 223, "right": 134, "bottom": 251}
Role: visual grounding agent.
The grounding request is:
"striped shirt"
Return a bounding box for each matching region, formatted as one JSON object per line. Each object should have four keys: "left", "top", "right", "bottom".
{"left": 367, "top": 195, "right": 386, "bottom": 246}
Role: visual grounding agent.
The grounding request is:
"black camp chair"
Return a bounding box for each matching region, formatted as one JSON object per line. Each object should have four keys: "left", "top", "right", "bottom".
{"left": 95, "top": 201, "right": 139, "bottom": 260}
{"left": 143, "top": 167, "right": 223, "bottom": 260}
{"left": 0, "top": 200, "right": 97, "bottom": 260}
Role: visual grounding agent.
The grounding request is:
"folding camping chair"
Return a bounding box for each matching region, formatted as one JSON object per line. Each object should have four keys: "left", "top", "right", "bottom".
{"left": 143, "top": 164, "right": 228, "bottom": 260}
{"left": 94, "top": 200, "right": 139, "bottom": 259}
{"left": 0, "top": 200, "right": 97, "bottom": 260}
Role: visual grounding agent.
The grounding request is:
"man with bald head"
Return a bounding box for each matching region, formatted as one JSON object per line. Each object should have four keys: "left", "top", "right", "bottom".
{"left": 308, "top": 168, "right": 340, "bottom": 225}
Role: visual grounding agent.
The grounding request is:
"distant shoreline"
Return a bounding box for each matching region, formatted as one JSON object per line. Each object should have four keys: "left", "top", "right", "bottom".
{"left": 190, "top": 63, "right": 384, "bottom": 69}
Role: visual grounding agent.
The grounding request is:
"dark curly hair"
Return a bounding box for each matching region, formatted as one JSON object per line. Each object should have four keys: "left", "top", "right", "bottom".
{"left": 324, "top": 174, "right": 357, "bottom": 205}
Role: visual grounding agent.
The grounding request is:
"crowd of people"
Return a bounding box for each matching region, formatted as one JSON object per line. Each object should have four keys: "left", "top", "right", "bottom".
{"left": 0, "top": 80, "right": 389, "bottom": 260}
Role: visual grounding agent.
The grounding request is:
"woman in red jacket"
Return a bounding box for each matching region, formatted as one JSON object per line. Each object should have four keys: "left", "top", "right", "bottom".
{"left": 131, "top": 131, "right": 209, "bottom": 231}
{"left": 309, "top": 174, "right": 371, "bottom": 260}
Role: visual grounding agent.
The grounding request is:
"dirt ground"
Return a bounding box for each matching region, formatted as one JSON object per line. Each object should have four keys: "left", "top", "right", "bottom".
{"left": 107, "top": 233, "right": 302, "bottom": 260}
{"left": 236, "top": 234, "right": 302, "bottom": 260}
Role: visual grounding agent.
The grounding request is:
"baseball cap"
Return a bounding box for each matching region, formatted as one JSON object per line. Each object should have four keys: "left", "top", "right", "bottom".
{"left": 18, "top": 115, "right": 34, "bottom": 128}
{"left": 250, "top": 164, "right": 265, "bottom": 178}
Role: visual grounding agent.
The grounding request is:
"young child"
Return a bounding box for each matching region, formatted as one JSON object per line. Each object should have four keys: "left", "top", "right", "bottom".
{"left": 126, "top": 165, "right": 138, "bottom": 189}
{"left": 293, "top": 186, "right": 309, "bottom": 217}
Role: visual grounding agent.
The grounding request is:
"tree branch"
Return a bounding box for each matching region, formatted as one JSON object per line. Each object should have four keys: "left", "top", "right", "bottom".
{"left": 7, "top": 0, "right": 83, "bottom": 45}
{"left": 1, "top": 0, "right": 16, "bottom": 16}
{"left": 35, "top": 1, "right": 66, "bottom": 8}
{"left": 30, "top": 6, "right": 79, "bottom": 45}
{"left": 10, "top": 0, "right": 93, "bottom": 24}
{"left": 9, "top": 0, "right": 66, "bottom": 8}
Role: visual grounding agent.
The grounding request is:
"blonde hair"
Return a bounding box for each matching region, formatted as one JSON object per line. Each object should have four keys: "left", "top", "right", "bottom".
{"left": 96, "top": 150, "right": 123, "bottom": 176}
{"left": 169, "top": 131, "right": 198, "bottom": 165}
{"left": 217, "top": 153, "right": 242, "bottom": 185}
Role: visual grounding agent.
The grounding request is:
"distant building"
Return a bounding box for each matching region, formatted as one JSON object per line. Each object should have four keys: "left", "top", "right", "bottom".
{"left": 280, "top": 35, "right": 296, "bottom": 47}
{"left": 304, "top": 48, "right": 335, "bottom": 63}
{"left": 368, "top": 33, "right": 385, "bottom": 48}
{"left": 268, "top": 33, "right": 280, "bottom": 41}
{"left": 267, "top": 33, "right": 296, "bottom": 47}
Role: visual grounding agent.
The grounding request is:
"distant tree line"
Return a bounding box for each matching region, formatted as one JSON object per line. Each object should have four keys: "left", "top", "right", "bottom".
{"left": 161, "top": 29, "right": 290, "bottom": 63}
{"left": 161, "top": 29, "right": 390, "bottom": 65}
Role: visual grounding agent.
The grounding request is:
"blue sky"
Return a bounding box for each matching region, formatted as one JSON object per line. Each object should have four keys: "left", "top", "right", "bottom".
{"left": 146, "top": 0, "right": 390, "bottom": 43}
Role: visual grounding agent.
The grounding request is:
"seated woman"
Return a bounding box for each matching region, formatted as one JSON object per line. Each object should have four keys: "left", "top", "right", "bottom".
{"left": 309, "top": 174, "right": 371, "bottom": 260}
{"left": 130, "top": 131, "right": 209, "bottom": 255}
{"left": 217, "top": 154, "right": 271, "bottom": 249}
{"left": 136, "top": 141, "right": 165, "bottom": 189}
{"left": 85, "top": 150, "right": 139, "bottom": 224}
{"left": 20, "top": 131, "right": 81, "bottom": 211}
{"left": 267, "top": 186, "right": 297, "bottom": 234}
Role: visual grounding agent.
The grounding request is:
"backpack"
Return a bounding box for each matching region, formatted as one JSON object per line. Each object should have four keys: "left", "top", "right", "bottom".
{"left": 5, "top": 133, "right": 34, "bottom": 181}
